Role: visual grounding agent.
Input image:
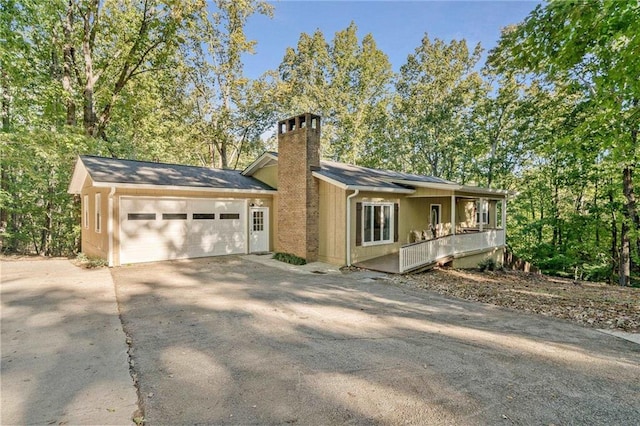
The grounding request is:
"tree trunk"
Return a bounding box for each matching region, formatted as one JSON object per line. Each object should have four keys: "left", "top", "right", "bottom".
{"left": 62, "top": 0, "right": 76, "bottom": 126}
{"left": 82, "top": 0, "right": 99, "bottom": 136}
{"left": 552, "top": 181, "right": 560, "bottom": 247}
{"left": 609, "top": 184, "right": 618, "bottom": 284}
{"left": 621, "top": 165, "right": 637, "bottom": 285}
{"left": 619, "top": 220, "right": 630, "bottom": 286}
{"left": 1, "top": 68, "right": 9, "bottom": 131}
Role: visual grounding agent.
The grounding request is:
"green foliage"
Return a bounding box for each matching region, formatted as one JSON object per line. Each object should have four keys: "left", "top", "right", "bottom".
{"left": 273, "top": 252, "right": 306, "bottom": 266}
{"left": 76, "top": 252, "right": 108, "bottom": 268}
{"left": 394, "top": 34, "right": 485, "bottom": 181}
{"left": 490, "top": 0, "right": 640, "bottom": 285}
{"left": 478, "top": 258, "right": 499, "bottom": 272}
{"left": 1, "top": 0, "right": 637, "bottom": 287}
{"left": 276, "top": 22, "right": 394, "bottom": 165}
{"left": 0, "top": 129, "right": 97, "bottom": 255}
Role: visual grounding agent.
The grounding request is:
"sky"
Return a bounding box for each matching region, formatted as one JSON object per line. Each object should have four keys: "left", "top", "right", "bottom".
{"left": 242, "top": 0, "right": 540, "bottom": 79}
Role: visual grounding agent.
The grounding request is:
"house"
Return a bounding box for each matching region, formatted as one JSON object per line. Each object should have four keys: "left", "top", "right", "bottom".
{"left": 68, "top": 113, "right": 508, "bottom": 272}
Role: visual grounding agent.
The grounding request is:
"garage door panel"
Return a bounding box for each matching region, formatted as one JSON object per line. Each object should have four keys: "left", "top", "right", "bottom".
{"left": 119, "top": 197, "right": 246, "bottom": 265}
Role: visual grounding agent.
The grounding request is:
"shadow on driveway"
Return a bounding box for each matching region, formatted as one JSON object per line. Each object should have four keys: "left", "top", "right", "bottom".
{"left": 112, "top": 256, "right": 640, "bottom": 425}
{"left": 1, "top": 259, "right": 138, "bottom": 425}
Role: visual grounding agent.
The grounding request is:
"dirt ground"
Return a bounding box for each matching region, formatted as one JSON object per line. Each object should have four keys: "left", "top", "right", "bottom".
{"left": 392, "top": 268, "right": 640, "bottom": 332}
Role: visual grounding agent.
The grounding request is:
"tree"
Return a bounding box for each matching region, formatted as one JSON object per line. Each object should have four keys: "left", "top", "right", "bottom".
{"left": 277, "top": 23, "right": 394, "bottom": 164}
{"left": 394, "top": 34, "right": 486, "bottom": 180}
{"left": 178, "top": 0, "right": 275, "bottom": 169}
{"left": 490, "top": 0, "right": 640, "bottom": 285}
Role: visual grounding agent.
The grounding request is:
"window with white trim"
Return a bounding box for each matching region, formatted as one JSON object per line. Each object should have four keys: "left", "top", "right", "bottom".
{"left": 83, "top": 195, "right": 89, "bottom": 229}
{"left": 430, "top": 204, "right": 441, "bottom": 227}
{"left": 362, "top": 203, "right": 394, "bottom": 245}
{"left": 476, "top": 200, "right": 488, "bottom": 225}
{"left": 95, "top": 193, "right": 101, "bottom": 233}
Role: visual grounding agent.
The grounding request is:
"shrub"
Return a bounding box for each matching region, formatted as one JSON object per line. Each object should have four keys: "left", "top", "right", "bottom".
{"left": 273, "top": 252, "right": 306, "bottom": 265}
{"left": 76, "top": 253, "right": 108, "bottom": 268}
{"left": 478, "top": 258, "right": 498, "bottom": 272}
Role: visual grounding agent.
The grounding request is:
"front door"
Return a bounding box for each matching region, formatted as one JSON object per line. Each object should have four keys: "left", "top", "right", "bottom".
{"left": 249, "top": 207, "right": 269, "bottom": 253}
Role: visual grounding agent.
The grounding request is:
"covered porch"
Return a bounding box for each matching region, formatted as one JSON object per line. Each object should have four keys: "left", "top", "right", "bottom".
{"left": 355, "top": 189, "right": 508, "bottom": 274}
{"left": 354, "top": 228, "right": 506, "bottom": 273}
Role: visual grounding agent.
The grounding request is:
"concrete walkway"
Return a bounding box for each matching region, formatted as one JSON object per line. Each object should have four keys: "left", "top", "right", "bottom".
{"left": 1, "top": 259, "right": 138, "bottom": 425}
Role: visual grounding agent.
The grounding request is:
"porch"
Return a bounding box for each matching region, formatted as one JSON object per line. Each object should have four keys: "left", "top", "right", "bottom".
{"left": 354, "top": 228, "right": 506, "bottom": 274}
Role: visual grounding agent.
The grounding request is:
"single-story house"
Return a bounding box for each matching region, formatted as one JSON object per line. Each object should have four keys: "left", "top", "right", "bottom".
{"left": 68, "top": 113, "right": 508, "bottom": 272}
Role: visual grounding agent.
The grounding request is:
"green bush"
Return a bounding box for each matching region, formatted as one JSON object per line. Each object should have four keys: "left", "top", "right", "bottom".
{"left": 76, "top": 253, "right": 108, "bottom": 268}
{"left": 273, "top": 252, "right": 306, "bottom": 265}
{"left": 478, "top": 258, "right": 498, "bottom": 272}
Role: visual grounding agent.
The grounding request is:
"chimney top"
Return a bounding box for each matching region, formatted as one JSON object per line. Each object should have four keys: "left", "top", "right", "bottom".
{"left": 278, "top": 113, "right": 320, "bottom": 135}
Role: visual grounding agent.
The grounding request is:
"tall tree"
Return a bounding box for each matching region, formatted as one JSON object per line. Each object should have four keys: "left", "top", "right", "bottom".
{"left": 63, "top": 0, "right": 196, "bottom": 147}
{"left": 394, "top": 34, "right": 485, "bottom": 180}
{"left": 490, "top": 0, "right": 640, "bottom": 285}
{"left": 277, "top": 23, "right": 394, "bottom": 163}
{"left": 179, "top": 0, "right": 274, "bottom": 169}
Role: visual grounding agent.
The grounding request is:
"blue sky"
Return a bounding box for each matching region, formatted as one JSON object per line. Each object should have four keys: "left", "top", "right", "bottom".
{"left": 242, "top": 0, "right": 540, "bottom": 79}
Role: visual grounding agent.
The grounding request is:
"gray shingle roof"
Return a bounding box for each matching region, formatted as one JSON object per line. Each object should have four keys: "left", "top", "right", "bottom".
{"left": 261, "top": 152, "right": 454, "bottom": 190}
{"left": 80, "top": 155, "right": 274, "bottom": 191}
{"left": 317, "top": 160, "right": 456, "bottom": 189}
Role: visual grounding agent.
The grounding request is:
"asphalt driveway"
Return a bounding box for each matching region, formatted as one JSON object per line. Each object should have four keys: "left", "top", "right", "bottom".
{"left": 112, "top": 256, "right": 640, "bottom": 425}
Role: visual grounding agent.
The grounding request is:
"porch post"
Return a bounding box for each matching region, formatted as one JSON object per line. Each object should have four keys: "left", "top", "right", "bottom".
{"left": 502, "top": 196, "right": 507, "bottom": 230}
{"left": 479, "top": 197, "right": 484, "bottom": 232}
{"left": 450, "top": 194, "right": 456, "bottom": 235}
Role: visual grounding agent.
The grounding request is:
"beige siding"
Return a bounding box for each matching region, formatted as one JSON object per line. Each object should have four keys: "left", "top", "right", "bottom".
{"left": 80, "top": 176, "right": 109, "bottom": 260}
{"left": 456, "top": 199, "right": 476, "bottom": 229}
{"left": 410, "top": 187, "right": 453, "bottom": 197}
{"left": 252, "top": 164, "right": 278, "bottom": 189}
{"left": 318, "top": 180, "right": 346, "bottom": 265}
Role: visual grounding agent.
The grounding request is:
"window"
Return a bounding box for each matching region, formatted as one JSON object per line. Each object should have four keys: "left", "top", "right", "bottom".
{"left": 252, "top": 210, "right": 264, "bottom": 231}
{"left": 220, "top": 213, "right": 240, "bottom": 220}
{"left": 83, "top": 195, "right": 89, "bottom": 229}
{"left": 476, "top": 200, "right": 488, "bottom": 225}
{"left": 496, "top": 201, "right": 503, "bottom": 228}
{"left": 362, "top": 203, "right": 393, "bottom": 245}
{"left": 128, "top": 213, "right": 156, "bottom": 221}
{"left": 193, "top": 213, "right": 215, "bottom": 220}
{"left": 430, "top": 204, "right": 441, "bottom": 227}
{"left": 95, "top": 193, "right": 101, "bottom": 233}
{"left": 162, "top": 213, "right": 187, "bottom": 220}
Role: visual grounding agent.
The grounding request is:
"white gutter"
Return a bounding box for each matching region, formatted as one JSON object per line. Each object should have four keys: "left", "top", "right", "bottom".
{"left": 107, "top": 187, "right": 116, "bottom": 267}
{"left": 90, "top": 181, "right": 276, "bottom": 194}
{"left": 345, "top": 189, "right": 360, "bottom": 267}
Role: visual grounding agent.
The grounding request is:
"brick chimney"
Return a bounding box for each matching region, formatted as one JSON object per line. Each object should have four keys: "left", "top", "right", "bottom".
{"left": 277, "top": 113, "right": 321, "bottom": 261}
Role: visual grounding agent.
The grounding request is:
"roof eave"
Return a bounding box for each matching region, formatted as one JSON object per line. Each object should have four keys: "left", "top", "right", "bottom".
{"left": 91, "top": 181, "right": 277, "bottom": 194}
{"left": 389, "top": 178, "right": 508, "bottom": 196}
{"left": 241, "top": 151, "right": 278, "bottom": 176}
{"left": 458, "top": 185, "right": 510, "bottom": 196}
{"left": 312, "top": 172, "right": 415, "bottom": 194}
{"left": 67, "top": 157, "right": 88, "bottom": 194}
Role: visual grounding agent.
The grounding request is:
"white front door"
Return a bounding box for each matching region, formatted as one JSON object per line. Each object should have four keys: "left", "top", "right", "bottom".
{"left": 249, "top": 207, "right": 269, "bottom": 253}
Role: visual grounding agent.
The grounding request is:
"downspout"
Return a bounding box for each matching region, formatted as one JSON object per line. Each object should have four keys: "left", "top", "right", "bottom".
{"left": 107, "top": 187, "right": 115, "bottom": 267}
{"left": 346, "top": 189, "right": 360, "bottom": 267}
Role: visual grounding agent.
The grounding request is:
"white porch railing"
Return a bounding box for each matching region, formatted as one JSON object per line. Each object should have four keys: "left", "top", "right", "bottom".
{"left": 399, "top": 229, "right": 505, "bottom": 273}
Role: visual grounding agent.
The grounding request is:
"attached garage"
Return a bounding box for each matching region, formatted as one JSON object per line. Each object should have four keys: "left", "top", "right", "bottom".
{"left": 119, "top": 197, "right": 247, "bottom": 264}
{"left": 68, "top": 156, "right": 275, "bottom": 266}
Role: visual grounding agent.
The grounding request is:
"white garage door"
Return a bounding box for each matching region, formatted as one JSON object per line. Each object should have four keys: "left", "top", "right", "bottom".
{"left": 119, "top": 197, "right": 246, "bottom": 264}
